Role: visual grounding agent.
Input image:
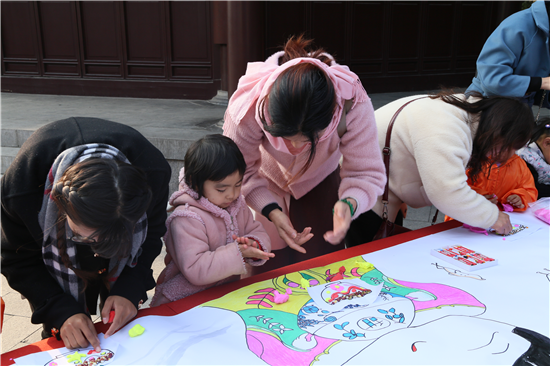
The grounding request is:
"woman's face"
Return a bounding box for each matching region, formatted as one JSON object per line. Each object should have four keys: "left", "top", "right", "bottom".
{"left": 66, "top": 215, "right": 98, "bottom": 243}
{"left": 284, "top": 133, "right": 310, "bottom": 149}
{"left": 282, "top": 127, "right": 327, "bottom": 150}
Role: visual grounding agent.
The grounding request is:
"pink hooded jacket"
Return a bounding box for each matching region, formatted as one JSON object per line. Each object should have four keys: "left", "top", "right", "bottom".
{"left": 223, "top": 51, "right": 386, "bottom": 222}
{"left": 151, "top": 175, "right": 271, "bottom": 306}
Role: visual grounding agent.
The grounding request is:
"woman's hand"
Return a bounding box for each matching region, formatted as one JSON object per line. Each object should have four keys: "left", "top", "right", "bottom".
{"left": 507, "top": 194, "right": 524, "bottom": 209}
{"left": 60, "top": 313, "right": 101, "bottom": 352}
{"left": 269, "top": 209, "right": 313, "bottom": 253}
{"left": 233, "top": 235, "right": 275, "bottom": 260}
{"left": 101, "top": 295, "right": 138, "bottom": 339}
{"left": 324, "top": 199, "right": 355, "bottom": 244}
{"left": 491, "top": 211, "right": 513, "bottom": 235}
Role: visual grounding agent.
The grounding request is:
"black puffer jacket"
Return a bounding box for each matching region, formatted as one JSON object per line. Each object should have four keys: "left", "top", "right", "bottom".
{"left": 1, "top": 117, "right": 171, "bottom": 331}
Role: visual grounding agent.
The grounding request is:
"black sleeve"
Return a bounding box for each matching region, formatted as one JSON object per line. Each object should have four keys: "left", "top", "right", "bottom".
{"left": 1, "top": 117, "right": 171, "bottom": 327}
{"left": 526, "top": 162, "right": 550, "bottom": 199}
{"left": 527, "top": 77, "right": 542, "bottom": 94}
{"left": 109, "top": 162, "right": 171, "bottom": 307}
{"left": 261, "top": 203, "right": 283, "bottom": 221}
{"left": 1, "top": 186, "right": 86, "bottom": 330}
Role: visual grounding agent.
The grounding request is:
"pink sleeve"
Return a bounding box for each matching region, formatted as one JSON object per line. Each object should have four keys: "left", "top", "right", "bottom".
{"left": 223, "top": 108, "right": 279, "bottom": 213}
{"left": 338, "top": 99, "right": 386, "bottom": 218}
{"left": 168, "top": 216, "right": 246, "bottom": 286}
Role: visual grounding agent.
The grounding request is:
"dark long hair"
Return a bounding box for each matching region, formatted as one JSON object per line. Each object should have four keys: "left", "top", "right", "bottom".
{"left": 531, "top": 116, "right": 550, "bottom": 144}
{"left": 184, "top": 134, "right": 246, "bottom": 198}
{"left": 432, "top": 91, "right": 534, "bottom": 183}
{"left": 51, "top": 158, "right": 152, "bottom": 287}
{"left": 259, "top": 35, "right": 337, "bottom": 184}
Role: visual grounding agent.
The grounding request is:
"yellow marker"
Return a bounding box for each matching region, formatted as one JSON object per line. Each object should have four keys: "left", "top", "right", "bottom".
{"left": 129, "top": 323, "right": 145, "bottom": 337}
{"left": 356, "top": 261, "right": 374, "bottom": 272}
{"left": 300, "top": 278, "right": 310, "bottom": 289}
{"left": 66, "top": 351, "right": 86, "bottom": 363}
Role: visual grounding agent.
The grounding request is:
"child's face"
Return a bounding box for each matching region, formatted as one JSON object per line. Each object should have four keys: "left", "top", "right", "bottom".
{"left": 539, "top": 136, "right": 550, "bottom": 163}
{"left": 489, "top": 144, "right": 515, "bottom": 164}
{"left": 203, "top": 171, "right": 243, "bottom": 209}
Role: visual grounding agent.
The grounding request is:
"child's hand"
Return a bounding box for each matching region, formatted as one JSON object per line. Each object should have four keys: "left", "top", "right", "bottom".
{"left": 239, "top": 245, "right": 275, "bottom": 260}
{"left": 233, "top": 235, "right": 258, "bottom": 248}
{"left": 483, "top": 194, "right": 498, "bottom": 204}
{"left": 507, "top": 194, "right": 524, "bottom": 209}
{"left": 233, "top": 235, "right": 275, "bottom": 261}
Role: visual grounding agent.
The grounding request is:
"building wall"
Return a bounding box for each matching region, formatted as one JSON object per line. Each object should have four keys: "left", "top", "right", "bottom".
{"left": 1, "top": 1, "right": 220, "bottom": 99}
{"left": 1, "top": 1, "right": 522, "bottom": 99}
{"left": 263, "top": 1, "right": 522, "bottom": 93}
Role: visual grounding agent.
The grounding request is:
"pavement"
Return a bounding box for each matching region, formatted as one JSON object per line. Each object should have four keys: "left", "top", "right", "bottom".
{"left": 1, "top": 88, "right": 548, "bottom": 354}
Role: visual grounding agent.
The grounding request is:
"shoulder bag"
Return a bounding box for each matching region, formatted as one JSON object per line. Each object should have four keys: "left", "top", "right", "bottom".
{"left": 373, "top": 97, "right": 430, "bottom": 240}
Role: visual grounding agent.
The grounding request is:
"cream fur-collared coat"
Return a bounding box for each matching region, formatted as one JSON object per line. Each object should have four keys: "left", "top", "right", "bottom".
{"left": 372, "top": 94, "right": 500, "bottom": 229}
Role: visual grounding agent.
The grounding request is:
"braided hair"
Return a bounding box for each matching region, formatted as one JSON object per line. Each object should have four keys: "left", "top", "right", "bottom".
{"left": 51, "top": 158, "right": 152, "bottom": 286}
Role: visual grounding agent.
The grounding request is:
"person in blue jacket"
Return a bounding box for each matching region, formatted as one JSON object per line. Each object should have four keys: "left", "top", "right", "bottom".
{"left": 466, "top": 0, "right": 550, "bottom": 110}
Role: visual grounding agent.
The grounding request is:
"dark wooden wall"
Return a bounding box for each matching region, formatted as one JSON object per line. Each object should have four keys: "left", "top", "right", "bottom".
{"left": 1, "top": 1, "right": 220, "bottom": 99}
{"left": 1, "top": 1, "right": 522, "bottom": 99}
{"left": 264, "top": 1, "right": 522, "bottom": 93}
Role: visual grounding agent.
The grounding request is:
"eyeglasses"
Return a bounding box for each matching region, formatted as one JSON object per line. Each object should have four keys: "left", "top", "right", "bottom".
{"left": 67, "top": 234, "right": 97, "bottom": 244}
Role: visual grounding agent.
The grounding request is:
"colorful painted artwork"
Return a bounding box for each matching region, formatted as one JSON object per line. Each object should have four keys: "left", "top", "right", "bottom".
{"left": 199, "top": 257, "right": 488, "bottom": 365}
{"left": 13, "top": 211, "right": 549, "bottom": 365}
{"left": 44, "top": 349, "right": 114, "bottom": 366}
{"left": 493, "top": 223, "right": 528, "bottom": 236}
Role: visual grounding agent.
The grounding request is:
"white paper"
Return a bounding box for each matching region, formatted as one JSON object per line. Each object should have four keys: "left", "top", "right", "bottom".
{"left": 15, "top": 334, "right": 118, "bottom": 366}
{"left": 12, "top": 210, "right": 548, "bottom": 366}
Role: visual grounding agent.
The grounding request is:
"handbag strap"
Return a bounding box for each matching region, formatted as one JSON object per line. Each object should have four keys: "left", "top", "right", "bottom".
{"left": 536, "top": 89, "right": 547, "bottom": 123}
{"left": 381, "top": 96, "right": 428, "bottom": 219}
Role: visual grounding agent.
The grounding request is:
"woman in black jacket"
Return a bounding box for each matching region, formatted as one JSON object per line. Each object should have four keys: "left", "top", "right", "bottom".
{"left": 1, "top": 117, "right": 171, "bottom": 351}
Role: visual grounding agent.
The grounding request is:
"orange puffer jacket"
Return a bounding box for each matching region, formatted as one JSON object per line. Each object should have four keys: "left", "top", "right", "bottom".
{"left": 445, "top": 155, "right": 538, "bottom": 222}
{"left": 467, "top": 155, "right": 538, "bottom": 212}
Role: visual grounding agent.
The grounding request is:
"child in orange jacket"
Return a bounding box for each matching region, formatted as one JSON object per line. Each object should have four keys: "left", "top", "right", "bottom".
{"left": 446, "top": 151, "right": 538, "bottom": 221}
{"left": 467, "top": 154, "right": 538, "bottom": 211}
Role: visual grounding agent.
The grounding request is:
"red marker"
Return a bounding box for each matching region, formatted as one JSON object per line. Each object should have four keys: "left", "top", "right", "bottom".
{"left": 108, "top": 310, "right": 115, "bottom": 323}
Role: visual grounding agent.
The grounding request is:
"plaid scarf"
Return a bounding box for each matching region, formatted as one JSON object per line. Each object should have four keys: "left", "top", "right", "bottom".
{"left": 38, "top": 143, "right": 148, "bottom": 310}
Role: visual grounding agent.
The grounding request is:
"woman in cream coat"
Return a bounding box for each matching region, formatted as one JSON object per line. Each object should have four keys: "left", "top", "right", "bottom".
{"left": 346, "top": 91, "right": 535, "bottom": 246}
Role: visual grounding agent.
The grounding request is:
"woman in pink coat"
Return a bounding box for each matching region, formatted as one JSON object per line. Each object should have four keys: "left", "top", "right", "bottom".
{"left": 223, "top": 35, "right": 386, "bottom": 274}
{"left": 151, "top": 135, "right": 273, "bottom": 306}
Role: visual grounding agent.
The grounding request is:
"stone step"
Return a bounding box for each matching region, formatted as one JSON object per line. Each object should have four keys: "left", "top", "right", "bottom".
{"left": 0, "top": 91, "right": 227, "bottom": 193}
{"left": 1, "top": 128, "right": 35, "bottom": 148}
{"left": 0, "top": 126, "right": 222, "bottom": 193}
{"left": 1, "top": 147, "right": 19, "bottom": 175}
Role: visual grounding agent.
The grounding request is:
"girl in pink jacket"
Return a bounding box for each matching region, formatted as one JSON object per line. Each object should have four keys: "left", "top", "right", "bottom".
{"left": 223, "top": 35, "right": 386, "bottom": 275}
{"left": 151, "top": 135, "right": 273, "bottom": 306}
